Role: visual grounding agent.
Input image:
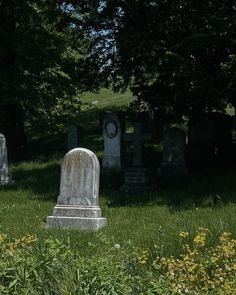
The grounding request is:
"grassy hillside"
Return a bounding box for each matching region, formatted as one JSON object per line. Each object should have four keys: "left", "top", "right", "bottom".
{"left": 1, "top": 89, "right": 236, "bottom": 294}
{"left": 80, "top": 88, "right": 134, "bottom": 110}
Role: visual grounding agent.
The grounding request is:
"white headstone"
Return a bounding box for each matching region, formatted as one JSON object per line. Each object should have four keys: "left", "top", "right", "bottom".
{"left": 46, "top": 148, "right": 106, "bottom": 230}
{"left": 102, "top": 113, "right": 122, "bottom": 171}
{"left": 0, "top": 133, "right": 13, "bottom": 185}
{"left": 158, "top": 127, "right": 187, "bottom": 176}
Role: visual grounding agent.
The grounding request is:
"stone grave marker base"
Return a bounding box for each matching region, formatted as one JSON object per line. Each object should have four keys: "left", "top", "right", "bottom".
{"left": 157, "top": 163, "right": 187, "bottom": 176}
{"left": 0, "top": 174, "right": 14, "bottom": 185}
{"left": 120, "top": 167, "right": 153, "bottom": 193}
{"left": 46, "top": 205, "right": 106, "bottom": 230}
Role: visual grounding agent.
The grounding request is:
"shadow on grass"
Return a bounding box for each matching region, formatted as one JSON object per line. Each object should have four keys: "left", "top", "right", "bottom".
{"left": 10, "top": 162, "right": 61, "bottom": 202}
{"left": 6, "top": 158, "right": 236, "bottom": 212}
{"left": 102, "top": 163, "right": 236, "bottom": 210}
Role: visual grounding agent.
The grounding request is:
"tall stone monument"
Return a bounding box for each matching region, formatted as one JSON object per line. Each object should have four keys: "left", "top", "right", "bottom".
{"left": 0, "top": 133, "right": 13, "bottom": 185}
{"left": 158, "top": 127, "right": 187, "bottom": 176}
{"left": 46, "top": 148, "right": 107, "bottom": 230}
{"left": 67, "top": 125, "right": 80, "bottom": 151}
{"left": 102, "top": 112, "right": 122, "bottom": 171}
{"left": 121, "top": 121, "right": 153, "bottom": 193}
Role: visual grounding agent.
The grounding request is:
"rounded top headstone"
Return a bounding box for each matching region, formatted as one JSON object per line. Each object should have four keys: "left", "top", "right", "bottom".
{"left": 58, "top": 148, "right": 100, "bottom": 207}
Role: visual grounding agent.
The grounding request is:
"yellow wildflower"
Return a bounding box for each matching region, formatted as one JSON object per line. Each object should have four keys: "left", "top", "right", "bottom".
{"left": 179, "top": 231, "right": 189, "bottom": 238}
{"left": 193, "top": 231, "right": 207, "bottom": 247}
{"left": 138, "top": 249, "right": 148, "bottom": 265}
{"left": 0, "top": 233, "right": 7, "bottom": 244}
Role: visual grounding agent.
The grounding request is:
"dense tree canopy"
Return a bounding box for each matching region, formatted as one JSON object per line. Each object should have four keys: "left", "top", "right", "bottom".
{"left": 72, "top": 0, "right": 236, "bottom": 121}
{"left": 1, "top": 0, "right": 236, "bottom": 158}
{"left": 1, "top": 0, "right": 89, "bottom": 127}
{"left": 0, "top": 0, "right": 99, "bottom": 158}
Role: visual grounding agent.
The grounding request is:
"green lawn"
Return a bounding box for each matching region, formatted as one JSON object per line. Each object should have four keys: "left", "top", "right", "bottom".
{"left": 2, "top": 88, "right": 236, "bottom": 255}
{"left": 80, "top": 88, "right": 134, "bottom": 110}
{"left": 0, "top": 159, "right": 234, "bottom": 258}
{"left": 1, "top": 89, "right": 236, "bottom": 294}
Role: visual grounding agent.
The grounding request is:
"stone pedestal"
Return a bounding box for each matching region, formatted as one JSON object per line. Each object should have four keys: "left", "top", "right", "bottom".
{"left": 46, "top": 148, "right": 106, "bottom": 230}
{"left": 120, "top": 167, "right": 153, "bottom": 193}
{"left": 46, "top": 205, "right": 106, "bottom": 230}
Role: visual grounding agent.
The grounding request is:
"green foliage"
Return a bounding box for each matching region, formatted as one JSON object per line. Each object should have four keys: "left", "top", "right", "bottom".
{"left": 72, "top": 1, "right": 236, "bottom": 121}
{"left": 78, "top": 257, "right": 132, "bottom": 294}
{"left": 0, "top": 234, "right": 144, "bottom": 294}
{"left": 2, "top": 231, "right": 236, "bottom": 294}
{"left": 0, "top": 0, "right": 98, "bottom": 132}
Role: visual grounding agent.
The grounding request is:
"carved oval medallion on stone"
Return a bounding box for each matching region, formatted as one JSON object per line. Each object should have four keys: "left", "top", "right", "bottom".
{"left": 102, "top": 112, "right": 122, "bottom": 171}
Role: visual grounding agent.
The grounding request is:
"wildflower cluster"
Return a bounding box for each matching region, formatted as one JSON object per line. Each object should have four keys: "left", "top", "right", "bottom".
{"left": 153, "top": 229, "right": 236, "bottom": 294}
{"left": 137, "top": 250, "right": 149, "bottom": 265}
{"left": 0, "top": 233, "right": 37, "bottom": 257}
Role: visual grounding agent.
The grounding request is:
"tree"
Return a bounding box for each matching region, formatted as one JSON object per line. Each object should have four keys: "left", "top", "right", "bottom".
{"left": 72, "top": 0, "right": 236, "bottom": 122}
{"left": 0, "top": 0, "right": 96, "bottom": 159}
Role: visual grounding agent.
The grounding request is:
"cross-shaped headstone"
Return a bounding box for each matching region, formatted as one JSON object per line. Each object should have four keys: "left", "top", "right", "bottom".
{"left": 124, "top": 121, "right": 152, "bottom": 167}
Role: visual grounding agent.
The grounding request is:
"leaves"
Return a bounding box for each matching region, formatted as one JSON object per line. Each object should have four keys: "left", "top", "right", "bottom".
{"left": 71, "top": 0, "right": 236, "bottom": 121}
{"left": 0, "top": 0, "right": 97, "bottom": 132}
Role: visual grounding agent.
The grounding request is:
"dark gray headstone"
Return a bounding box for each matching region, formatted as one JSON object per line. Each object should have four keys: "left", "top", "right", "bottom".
{"left": 188, "top": 114, "right": 233, "bottom": 167}
{"left": 158, "top": 127, "right": 187, "bottom": 176}
{"left": 124, "top": 121, "right": 152, "bottom": 167}
{"left": 121, "top": 121, "right": 153, "bottom": 193}
{"left": 67, "top": 125, "right": 80, "bottom": 151}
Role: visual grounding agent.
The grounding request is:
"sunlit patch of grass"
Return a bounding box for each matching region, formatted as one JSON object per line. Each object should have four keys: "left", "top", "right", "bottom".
{"left": 80, "top": 88, "right": 134, "bottom": 109}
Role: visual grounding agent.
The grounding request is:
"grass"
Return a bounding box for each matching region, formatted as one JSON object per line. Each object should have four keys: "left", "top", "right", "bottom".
{"left": 0, "top": 158, "right": 235, "bottom": 260}
{"left": 1, "top": 90, "right": 236, "bottom": 293}
{"left": 80, "top": 88, "right": 134, "bottom": 110}
{"left": 1, "top": 88, "right": 236, "bottom": 259}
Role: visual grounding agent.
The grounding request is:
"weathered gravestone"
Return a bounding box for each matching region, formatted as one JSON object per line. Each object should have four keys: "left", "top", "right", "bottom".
{"left": 67, "top": 125, "right": 80, "bottom": 151}
{"left": 124, "top": 121, "right": 152, "bottom": 167}
{"left": 102, "top": 112, "right": 122, "bottom": 172}
{"left": 121, "top": 121, "right": 153, "bottom": 192}
{"left": 46, "top": 148, "right": 106, "bottom": 230}
{"left": 188, "top": 114, "right": 232, "bottom": 167}
{"left": 0, "top": 133, "right": 13, "bottom": 185}
{"left": 158, "top": 127, "right": 187, "bottom": 176}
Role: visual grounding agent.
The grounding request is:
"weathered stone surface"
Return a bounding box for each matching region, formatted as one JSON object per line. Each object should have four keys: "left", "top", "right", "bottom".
{"left": 67, "top": 125, "right": 80, "bottom": 151}
{"left": 121, "top": 167, "right": 153, "bottom": 193}
{"left": 46, "top": 148, "right": 106, "bottom": 230}
{"left": 158, "top": 127, "right": 187, "bottom": 176}
{"left": 121, "top": 121, "right": 153, "bottom": 193}
{"left": 0, "top": 133, "right": 13, "bottom": 185}
{"left": 124, "top": 121, "right": 152, "bottom": 167}
{"left": 102, "top": 112, "right": 122, "bottom": 171}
